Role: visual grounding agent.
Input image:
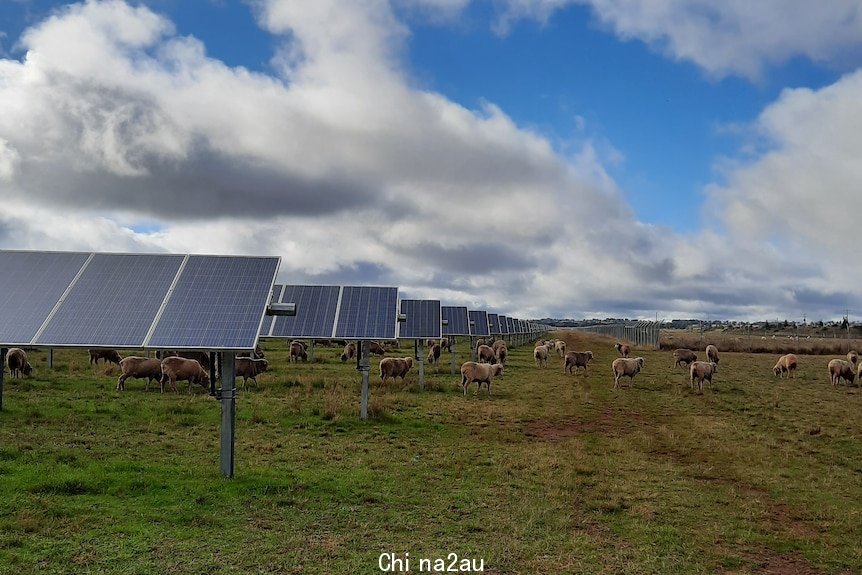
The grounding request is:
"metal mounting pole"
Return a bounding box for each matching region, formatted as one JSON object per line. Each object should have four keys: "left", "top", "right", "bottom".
{"left": 416, "top": 339, "right": 425, "bottom": 391}
{"left": 309, "top": 340, "right": 316, "bottom": 362}
{"left": 47, "top": 348, "right": 54, "bottom": 369}
{"left": 220, "top": 352, "right": 236, "bottom": 478}
{"left": 358, "top": 340, "right": 370, "bottom": 420}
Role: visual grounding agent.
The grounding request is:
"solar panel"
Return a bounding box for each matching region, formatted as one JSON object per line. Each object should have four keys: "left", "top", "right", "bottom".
{"left": 0, "top": 251, "right": 90, "bottom": 345}
{"left": 487, "top": 313, "right": 501, "bottom": 335}
{"left": 442, "top": 306, "right": 470, "bottom": 336}
{"left": 147, "top": 255, "right": 279, "bottom": 349}
{"left": 269, "top": 285, "right": 341, "bottom": 338}
{"left": 498, "top": 315, "right": 510, "bottom": 335}
{"left": 258, "top": 284, "right": 283, "bottom": 337}
{"left": 398, "top": 299, "right": 442, "bottom": 339}
{"left": 36, "top": 254, "right": 184, "bottom": 347}
{"left": 468, "top": 310, "right": 489, "bottom": 337}
{"left": 333, "top": 286, "right": 398, "bottom": 340}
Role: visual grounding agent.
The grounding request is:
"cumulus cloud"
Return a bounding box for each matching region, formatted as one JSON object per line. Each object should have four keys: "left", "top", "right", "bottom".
{"left": 0, "top": 0, "right": 859, "bottom": 320}
{"left": 495, "top": 0, "right": 862, "bottom": 79}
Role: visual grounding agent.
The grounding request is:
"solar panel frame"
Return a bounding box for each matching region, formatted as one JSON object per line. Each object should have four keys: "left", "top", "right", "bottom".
{"left": 498, "top": 315, "right": 510, "bottom": 335}
{"left": 398, "top": 299, "right": 442, "bottom": 339}
{"left": 333, "top": 286, "right": 398, "bottom": 340}
{"left": 487, "top": 313, "right": 500, "bottom": 335}
{"left": 467, "top": 310, "right": 490, "bottom": 337}
{"left": 35, "top": 253, "right": 185, "bottom": 348}
{"left": 441, "top": 306, "right": 470, "bottom": 336}
{"left": 267, "top": 285, "right": 342, "bottom": 339}
{"left": 506, "top": 317, "right": 516, "bottom": 334}
{"left": 0, "top": 251, "right": 91, "bottom": 346}
{"left": 147, "top": 255, "right": 280, "bottom": 350}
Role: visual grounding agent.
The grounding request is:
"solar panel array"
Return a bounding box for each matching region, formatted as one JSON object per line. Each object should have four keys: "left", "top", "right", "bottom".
{"left": 468, "top": 310, "right": 490, "bottom": 336}
{"left": 335, "top": 286, "right": 399, "bottom": 340}
{"left": 0, "top": 250, "right": 279, "bottom": 350}
{"left": 265, "top": 285, "right": 342, "bottom": 338}
{"left": 398, "top": 300, "right": 442, "bottom": 339}
{"left": 487, "top": 313, "right": 501, "bottom": 335}
{"left": 441, "top": 306, "right": 470, "bottom": 336}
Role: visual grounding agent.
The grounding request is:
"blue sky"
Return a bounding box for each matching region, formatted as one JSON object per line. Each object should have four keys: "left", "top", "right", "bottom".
{"left": 1, "top": 0, "right": 861, "bottom": 320}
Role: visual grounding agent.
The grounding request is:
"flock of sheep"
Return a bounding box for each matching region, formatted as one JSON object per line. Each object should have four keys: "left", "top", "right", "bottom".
{"left": 6, "top": 335, "right": 862, "bottom": 395}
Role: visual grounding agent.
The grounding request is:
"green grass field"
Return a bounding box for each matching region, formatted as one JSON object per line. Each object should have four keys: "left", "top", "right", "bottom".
{"left": 1, "top": 332, "right": 861, "bottom": 574}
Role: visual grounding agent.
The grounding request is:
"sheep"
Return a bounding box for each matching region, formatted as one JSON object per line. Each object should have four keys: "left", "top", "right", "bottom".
{"left": 612, "top": 357, "right": 645, "bottom": 389}
{"left": 690, "top": 361, "right": 718, "bottom": 392}
{"left": 534, "top": 345, "right": 550, "bottom": 368}
{"left": 460, "top": 361, "right": 504, "bottom": 396}
{"left": 848, "top": 350, "right": 858, "bottom": 366}
{"left": 439, "top": 338, "right": 452, "bottom": 352}
{"left": 235, "top": 357, "right": 268, "bottom": 388}
{"left": 673, "top": 348, "right": 698, "bottom": 368}
{"left": 88, "top": 349, "right": 122, "bottom": 366}
{"left": 176, "top": 351, "right": 210, "bottom": 370}
{"left": 426, "top": 343, "right": 441, "bottom": 365}
{"left": 6, "top": 348, "right": 32, "bottom": 378}
{"left": 828, "top": 359, "right": 856, "bottom": 387}
{"left": 772, "top": 354, "right": 798, "bottom": 378}
{"left": 116, "top": 357, "right": 163, "bottom": 391}
{"left": 554, "top": 340, "right": 566, "bottom": 357}
{"left": 496, "top": 345, "right": 509, "bottom": 365}
{"left": 565, "top": 351, "right": 594, "bottom": 375}
{"left": 340, "top": 342, "right": 356, "bottom": 362}
{"left": 160, "top": 356, "right": 210, "bottom": 394}
{"left": 706, "top": 344, "right": 720, "bottom": 365}
{"left": 477, "top": 344, "right": 496, "bottom": 364}
{"left": 289, "top": 341, "right": 308, "bottom": 363}
{"left": 379, "top": 357, "right": 414, "bottom": 384}
{"left": 614, "top": 343, "right": 630, "bottom": 358}
{"left": 492, "top": 340, "right": 507, "bottom": 353}
{"left": 369, "top": 341, "right": 386, "bottom": 356}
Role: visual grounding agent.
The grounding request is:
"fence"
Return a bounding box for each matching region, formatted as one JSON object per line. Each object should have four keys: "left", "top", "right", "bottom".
{"left": 573, "top": 321, "right": 661, "bottom": 349}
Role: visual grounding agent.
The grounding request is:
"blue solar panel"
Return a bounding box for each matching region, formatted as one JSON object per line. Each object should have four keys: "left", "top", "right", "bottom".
{"left": 334, "top": 286, "right": 398, "bottom": 339}
{"left": 487, "top": 313, "right": 501, "bottom": 335}
{"left": 36, "top": 254, "right": 184, "bottom": 347}
{"left": 148, "top": 255, "right": 279, "bottom": 349}
{"left": 506, "top": 317, "right": 516, "bottom": 334}
{"left": 269, "top": 285, "right": 341, "bottom": 338}
{"left": 258, "top": 284, "right": 283, "bottom": 336}
{"left": 398, "top": 300, "right": 442, "bottom": 339}
{"left": 468, "top": 310, "right": 490, "bottom": 337}
{"left": 0, "top": 251, "right": 90, "bottom": 345}
{"left": 442, "top": 306, "right": 469, "bottom": 336}
{"left": 498, "top": 315, "right": 510, "bottom": 335}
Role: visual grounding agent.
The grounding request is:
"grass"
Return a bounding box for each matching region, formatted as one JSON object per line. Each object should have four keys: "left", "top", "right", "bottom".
{"left": 1, "top": 334, "right": 861, "bottom": 574}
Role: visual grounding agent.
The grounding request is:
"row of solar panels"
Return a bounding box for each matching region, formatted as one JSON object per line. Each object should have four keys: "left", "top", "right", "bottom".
{"left": 261, "top": 285, "right": 550, "bottom": 340}
{"left": 0, "top": 251, "right": 550, "bottom": 350}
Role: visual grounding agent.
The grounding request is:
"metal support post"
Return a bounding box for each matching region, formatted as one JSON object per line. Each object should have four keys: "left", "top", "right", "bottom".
{"left": 47, "top": 348, "right": 54, "bottom": 369}
{"left": 358, "top": 340, "right": 370, "bottom": 420}
{"left": 220, "top": 352, "right": 236, "bottom": 478}
{"left": 309, "top": 340, "right": 316, "bottom": 362}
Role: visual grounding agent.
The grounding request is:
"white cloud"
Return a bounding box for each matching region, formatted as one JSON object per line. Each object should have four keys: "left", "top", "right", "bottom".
{"left": 495, "top": 0, "right": 862, "bottom": 79}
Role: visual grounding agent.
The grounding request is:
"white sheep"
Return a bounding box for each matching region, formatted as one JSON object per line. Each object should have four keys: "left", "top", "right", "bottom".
{"left": 460, "top": 361, "right": 504, "bottom": 396}
{"left": 554, "top": 340, "right": 566, "bottom": 357}
{"left": 847, "top": 350, "right": 858, "bottom": 367}
{"left": 828, "top": 359, "right": 856, "bottom": 387}
{"left": 772, "top": 354, "right": 797, "bottom": 378}
{"left": 705, "top": 344, "right": 720, "bottom": 365}
{"left": 614, "top": 342, "right": 630, "bottom": 358}
{"left": 534, "top": 345, "right": 550, "bottom": 368}
{"left": 689, "top": 361, "right": 718, "bottom": 392}
{"left": 477, "top": 344, "right": 496, "bottom": 364}
{"left": 379, "top": 357, "right": 414, "bottom": 384}
{"left": 612, "top": 357, "right": 644, "bottom": 389}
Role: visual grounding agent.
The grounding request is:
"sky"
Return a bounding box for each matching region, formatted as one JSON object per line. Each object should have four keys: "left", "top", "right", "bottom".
{"left": 1, "top": 0, "right": 862, "bottom": 322}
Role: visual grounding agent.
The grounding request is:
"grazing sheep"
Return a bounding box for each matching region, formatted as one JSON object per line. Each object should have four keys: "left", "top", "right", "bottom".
{"left": 612, "top": 357, "right": 645, "bottom": 389}
{"left": 235, "top": 357, "right": 268, "bottom": 388}
{"left": 828, "top": 359, "right": 856, "bottom": 387}
{"left": 176, "top": 351, "right": 210, "bottom": 371}
{"left": 88, "top": 349, "right": 122, "bottom": 366}
{"left": 690, "top": 361, "right": 718, "bottom": 392}
{"left": 496, "top": 345, "right": 508, "bottom": 365}
{"left": 289, "top": 341, "right": 308, "bottom": 363}
{"left": 706, "top": 344, "right": 720, "bottom": 365}
{"left": 492, "top": 340, "right": 507, "bottom": 354}
{"left": 426, "top": 343, "right": 442, "bottom": 365}
{"left": 534, "top": 345, "right": 550, "bottom": 368}
{"left": 160, "top": 357, "right": 210, "bottom": 394}
{"left": 440, "top": 338, "right": 452, "bottom": 352}
{"left": 772, "top": 354, "right": 798, "bottom": 378}
{"left": 340, "top": 342, "right": 356, "bottom": 362}
{"left": 460, "top": 361, "right": 504, "bottom": 396}
{"left": 673, "top": 348, "right": 698, "bottom": 369}
{"left": 383, "top": 339, "right": 401, "bottom": 350}
{"left": 379, "top": 357, "right": 414, "bottom": 384}
{"left": 6, "top": 348, "right": 32, "bottom": 378}
{"left": 477, "top": 344, "right": 496, "bottom": 364}
{"left": 369, "top": 341, "right": 386, "bottom": 356}
{"left": 564, "top": 351, "right": 593, "bottom": 375}
{"left": 116, "top": 357, "right": 163, "bottom": 391}
{"left": 554, "top": 340, "right": 566, "bottom": 357}
{"left": 848, "top": 350, "right": 858, "bottom": 366}
{"left": 614, "top": 343, "right": 630, "bottom": 358}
